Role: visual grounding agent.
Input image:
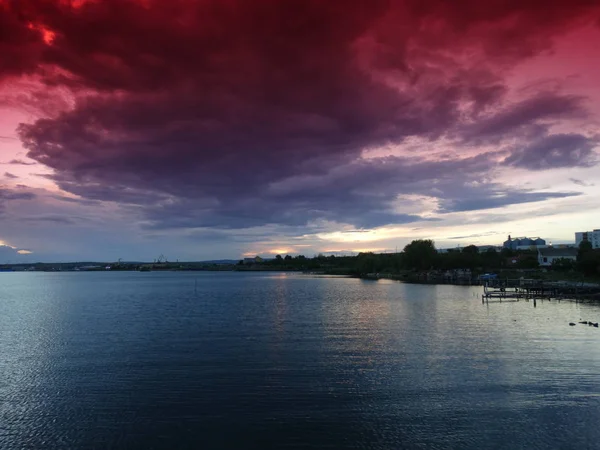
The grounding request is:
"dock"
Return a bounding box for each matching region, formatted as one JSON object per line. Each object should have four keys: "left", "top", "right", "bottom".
{"left": 482, "top": 279, "right": 600, "bottom": 303}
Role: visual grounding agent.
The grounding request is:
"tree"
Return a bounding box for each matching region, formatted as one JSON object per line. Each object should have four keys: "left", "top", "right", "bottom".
{"left": 462, "top": 245, "right": 479, "bottom": 254}
{"left": 551, "top": 257, "right": 575, "bottom": 271}
{"left": 355, "top": 252, "right": 377, "bottom": 274}
{"left": 500, "top": 247, "right": 515, "bottom": 258}
{"left": 275, "top": 254, "right": 283, "bottom": 262}
{"left": 578, "top": 240, "right": 593, "bottom": 261}
{"left": 515, "top": 254, "right": 539, "bottom": 269}
{"left": 403, "top": 239, "right": 437, "bottom": 270}
{"left": 284, "top": 255, "right": 292, "bottom": 261}
{"left": 480, "top": 247, "right": 501, "bottom": 269}
{"left": 576, "top": 241, "right": 599, "bottom": 275}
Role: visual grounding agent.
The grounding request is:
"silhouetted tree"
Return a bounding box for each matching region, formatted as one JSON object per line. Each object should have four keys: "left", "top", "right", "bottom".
{"left": 480, "top": 248, "right": 502, "bottom": 269}
{"left": 403, "top": 239, "right": 437, "bottom": 270}
{"left": 577, "top": 242, "right": 600, "bottom": 276}
{"left": 515, "top": 253, "right": 539, "bottom": 269}
{"left": 552, "top": 257, "right": 575, "bottom": 271}
{"left": 356, "top": 252, "right": 378, "bottom": 274}
{"left": 578, "top": 240, "right": 593, "bottom": 261}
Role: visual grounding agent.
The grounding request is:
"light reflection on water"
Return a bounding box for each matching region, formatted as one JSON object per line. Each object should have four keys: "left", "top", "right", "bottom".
{"left": 1, "top": 272, "right": 599, "bottom": 449}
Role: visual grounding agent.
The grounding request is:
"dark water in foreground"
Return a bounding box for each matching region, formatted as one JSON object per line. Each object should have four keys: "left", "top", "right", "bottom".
{"left": 1, "top": 272, "right": 600, "bottom": 449}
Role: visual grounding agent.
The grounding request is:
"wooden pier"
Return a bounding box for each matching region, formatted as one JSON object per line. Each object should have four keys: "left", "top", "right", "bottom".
{"left": 482, "top": 279, "right": 600, "bottom": 303}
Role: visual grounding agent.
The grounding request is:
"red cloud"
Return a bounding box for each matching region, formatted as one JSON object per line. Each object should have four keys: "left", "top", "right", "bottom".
{"left": 4, "top": 0, "right": 600, "bottom": 228}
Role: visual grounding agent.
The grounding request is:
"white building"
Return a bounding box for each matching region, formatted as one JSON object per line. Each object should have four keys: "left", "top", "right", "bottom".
{"left": 575, "top": 229, "right": 600, "bottom": 249}
{"left": 537, "top": 247, "right": 578, "bottom": 267}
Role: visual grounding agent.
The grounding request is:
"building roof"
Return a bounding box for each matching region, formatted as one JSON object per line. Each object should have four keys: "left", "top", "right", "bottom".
{"left": 538, "top": 247, "right": 578, "bottom": 257}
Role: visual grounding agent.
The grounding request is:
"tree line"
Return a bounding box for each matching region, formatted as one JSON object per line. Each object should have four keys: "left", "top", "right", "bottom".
{"left": 246, "top": 239, "right": 600, "bottom": 278}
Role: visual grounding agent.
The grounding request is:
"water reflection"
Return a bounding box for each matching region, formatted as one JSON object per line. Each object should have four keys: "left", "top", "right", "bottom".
{"left": 270, "top": 275, "right": 288, "bottom": 343}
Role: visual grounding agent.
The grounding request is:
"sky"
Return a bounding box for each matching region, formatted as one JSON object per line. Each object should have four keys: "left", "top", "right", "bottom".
{"left": 1, "top": 0, "right": 600, "bottom": 262}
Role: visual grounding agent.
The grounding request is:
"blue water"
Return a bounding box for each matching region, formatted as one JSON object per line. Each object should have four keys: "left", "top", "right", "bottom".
{"left": 1, "top": 272, "right": 600, "bottom": 449}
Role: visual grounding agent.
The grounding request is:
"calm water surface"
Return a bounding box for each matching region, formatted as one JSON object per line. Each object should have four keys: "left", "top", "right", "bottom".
{"left": 1, "top": 272, "right": 600, "bottom": 449}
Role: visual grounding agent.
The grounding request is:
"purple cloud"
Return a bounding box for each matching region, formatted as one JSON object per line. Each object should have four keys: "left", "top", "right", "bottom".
{"left": 459, "top": 93, "right": 587, "bottom": 144}
{"left": 0, "top": 187, "right": 36, "bottom": 215}
{"left": 503, "top": 133, "right": 598, "bottom": 170}
{"left": 6, "top": 159, "right": 36, "bottom": 166}
{"left": 4, "top": 0, "right": 600, "bottom": 234}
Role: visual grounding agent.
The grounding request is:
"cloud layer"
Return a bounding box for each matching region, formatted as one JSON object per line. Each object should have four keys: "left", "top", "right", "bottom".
{"left": 1, "top": 0, "right": 599, "bottom": 258}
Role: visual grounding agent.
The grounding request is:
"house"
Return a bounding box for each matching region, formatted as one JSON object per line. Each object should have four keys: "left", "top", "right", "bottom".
{"left": 537, "top": 247, "right": 578, "bottom": 267}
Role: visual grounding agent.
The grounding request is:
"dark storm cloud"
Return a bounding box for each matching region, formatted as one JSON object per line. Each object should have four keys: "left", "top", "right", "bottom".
{"left": 459, "top": 93, "right": 587, "bottom": 144}
{"left": 503, "top": 133, "right": 598, "bottom": 170}
{"left": 0, "top": 1, "right": 46, "bottom": 78}
{"left": 134, "top": 154, "right": 493, "bottom": 229}
{"left": 4, "top": 0, "right": 600, "bottom": 229}
{"left": 133, "top": 153, "right": 581, "bottom": 228}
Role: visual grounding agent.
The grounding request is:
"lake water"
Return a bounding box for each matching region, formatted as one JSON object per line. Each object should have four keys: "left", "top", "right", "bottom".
{"left": 1, "top": 272, "right": 600, "bottom": 449}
